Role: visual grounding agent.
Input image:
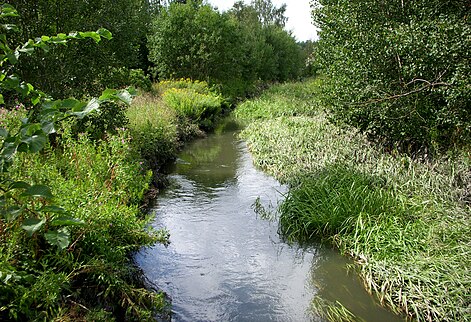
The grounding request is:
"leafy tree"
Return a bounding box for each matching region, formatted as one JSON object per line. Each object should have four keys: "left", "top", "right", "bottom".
{"left": 148, "top": 0, "right": 239, "bottom": 82}
{"left": 148, "top": 0, "right": 304, "bottom": 98}
{"left": 313, "top": 0, "right": 470, "bottom": 152}
{"left": 251, "top": 0, "right": 287, "bottom": 27}
{"left": 5, "top": 0, "right": 153, "bottom": 98}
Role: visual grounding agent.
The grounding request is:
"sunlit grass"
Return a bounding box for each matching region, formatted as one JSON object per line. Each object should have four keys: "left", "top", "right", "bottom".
{"left": 235, "top": 78, "right": 471, "bottom": 322}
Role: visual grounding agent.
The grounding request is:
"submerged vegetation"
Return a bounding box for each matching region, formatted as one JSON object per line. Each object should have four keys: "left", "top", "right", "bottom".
{"left": 236, "top": 79, "right": 470, "bottom": 321}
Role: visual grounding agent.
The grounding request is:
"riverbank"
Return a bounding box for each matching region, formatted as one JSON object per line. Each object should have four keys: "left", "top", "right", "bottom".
{"left": 0, "top": 79, "right": 226, "bottom": 320}
{"left": 234, "top": 79, "right": 470, "bottom": 321}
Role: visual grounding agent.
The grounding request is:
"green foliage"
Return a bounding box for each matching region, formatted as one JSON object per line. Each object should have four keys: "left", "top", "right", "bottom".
{"left": 126, "top": 93, "right": 179, "bottom": 170}
{"left": 162, "top": 88, "right": 222, "bottom": 129}
{"left": 5, "top": 0, "right": 153, "bottom": 98}
{"left": 148, "top": 0, "right": 304, "bottom": 100}
{"left": 236, "top": 80, "right": 471, "bottom": 321}
{"left": 279, "top": 165, "right": 399, "bottom": 241}
{"left": 313, "top": 0, "right": 471, "bottom": 152}
{"left": 130, "top": 69, "right": 152, "bottom": 92}
{"left": 0, "top": 6, "right": 166, "bottom": 320}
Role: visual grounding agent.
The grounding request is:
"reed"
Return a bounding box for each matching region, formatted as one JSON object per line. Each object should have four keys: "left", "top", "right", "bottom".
{"left": 235, "top": 79, "right": 471, "bottom": 321}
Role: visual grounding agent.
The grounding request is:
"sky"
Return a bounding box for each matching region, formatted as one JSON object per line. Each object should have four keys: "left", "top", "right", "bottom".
{"left": 206, "top": 0, "right": 318, "bottom": 42}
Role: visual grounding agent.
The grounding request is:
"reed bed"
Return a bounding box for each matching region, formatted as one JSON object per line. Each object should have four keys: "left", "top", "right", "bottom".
{"left": 235, "top": 79, "right": 471, "bottom": 321}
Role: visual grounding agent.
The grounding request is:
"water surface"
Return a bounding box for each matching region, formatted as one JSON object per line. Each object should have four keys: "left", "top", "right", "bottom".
{"left": 136, "top": 125, "right": 404, "bottom": 322}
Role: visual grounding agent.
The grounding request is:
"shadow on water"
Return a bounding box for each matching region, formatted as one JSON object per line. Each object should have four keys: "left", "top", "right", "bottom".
{"left": 135, "top": 120, "right": 405, "bottom": 322}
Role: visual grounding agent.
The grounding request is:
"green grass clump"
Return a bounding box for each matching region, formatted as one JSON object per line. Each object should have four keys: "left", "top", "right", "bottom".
{"left": 127, "top": 93, "right": 179, "bottom": 170}
{"left": 279, "top": 165, "right": 400, "bottom": 241}
{"left": 162, "top": 88, "right": 222, "bottom": 129}
{"left": 235, "top": 79, "right": 471, "bottom": 322}
{"left": 234, "top": 78, "right": 322, "bottom": 122}
{"left": 153, "top": 78, "right": 214, "bottom": 96}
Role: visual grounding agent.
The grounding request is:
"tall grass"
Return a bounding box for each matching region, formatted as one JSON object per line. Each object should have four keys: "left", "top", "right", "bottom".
{"left": 235, "top": 79, "right": 471, "bottom": 322}
{"left": 127, "top": 93, "right": 179, "bottom": 170}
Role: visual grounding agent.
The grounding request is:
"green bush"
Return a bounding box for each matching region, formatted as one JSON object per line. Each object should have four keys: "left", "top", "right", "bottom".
{"left": 1, "top": 121, "right": 167, "bottom": 320}
{"left": 313, "top": 0, "right": 470, "bottom": 153}
{"left": 162, "top": 88, "right": 222, "bottom": 129}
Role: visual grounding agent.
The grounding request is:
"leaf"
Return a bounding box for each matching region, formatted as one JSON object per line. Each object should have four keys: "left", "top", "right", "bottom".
{"left": 116, "top": 89, "right": 133, "bottom": 105}
{"left": 68, "top": 98, "right": 100, "bottom": 119}
{"left": 8, "top": 181, "right": 30, "bottom": 190}
{"left": 0, "top": 94, "right": 4, "bottom": 105}
{"left": 0, "top": 142, "right": 17, "bottom": 161}
{"left": 1, "top": 205, "right": 22, "bottom": 222}
{"left": 40, "top": 205, "right": 67, "bottom": 214}
{"left": 21, "top": 185, "right": 54, "bottom": 199}
{"left": 21, "top": 132, "right": 47, "bottom": 153}
{"left": 79, "top": 31, "right": 101, "bottom": 43}
{"left": 97, "top": 28, "right": 113, "bottom": 40}
{"left": 50, "top": 216, "right": 85, "bottom": 227}
{"left": 41, "top": 120, "right": 56, "bottom": 134}
{"left": 0, "top": 127, "right": 8, "bottom": 137}
{"left": 99, "top": 88, "right": 134, "bottom": 105}
{"left": 18, "top": 40, "right": 34, "bottom": 55}
{"left": 22, "top": 218, "right": 46, "bottom": 236}
{"left": 45, "top": 229, "right": 70, "bottom": 250}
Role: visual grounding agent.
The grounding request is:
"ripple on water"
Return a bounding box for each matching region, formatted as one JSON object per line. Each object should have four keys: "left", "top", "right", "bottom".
{"left": 135, "top": 129, "right": 405, "bottom": 322}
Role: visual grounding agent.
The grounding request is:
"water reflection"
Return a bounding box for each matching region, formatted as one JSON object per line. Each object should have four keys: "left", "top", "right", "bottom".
{"left": 135, "top": 127, "right": 404, "bottom": 322}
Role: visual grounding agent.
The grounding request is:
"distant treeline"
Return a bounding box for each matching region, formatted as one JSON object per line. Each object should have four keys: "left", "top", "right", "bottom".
{"left": 4, "top": 0, "right": 312, "bottom": 101}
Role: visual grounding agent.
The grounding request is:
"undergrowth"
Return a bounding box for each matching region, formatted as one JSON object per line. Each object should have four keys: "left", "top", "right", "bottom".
{"left": 0, "top": 78, "right": 225, "bottom": 320}
{"left": 235, "top": 78, "right": 471, "bottom": 322}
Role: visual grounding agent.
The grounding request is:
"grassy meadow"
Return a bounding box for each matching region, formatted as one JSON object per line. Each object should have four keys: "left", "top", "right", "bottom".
{"left": 235, "top": 79, "right": 471, "bottom": 322}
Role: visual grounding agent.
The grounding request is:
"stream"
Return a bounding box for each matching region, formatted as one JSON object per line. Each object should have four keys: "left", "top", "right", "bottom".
{"left": 135, "top": 121, "right": 404, "bottom": 322}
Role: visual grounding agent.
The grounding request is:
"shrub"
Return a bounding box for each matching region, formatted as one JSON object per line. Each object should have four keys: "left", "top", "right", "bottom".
{"left": 162, "top": 88, "right": 222, "bottom": 129}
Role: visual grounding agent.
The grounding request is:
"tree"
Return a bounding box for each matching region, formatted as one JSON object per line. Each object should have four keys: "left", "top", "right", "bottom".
{"left": 313, "top": 0, "right": 470, "bottom": 152}
{"left": 5, "top": 0, "right": 153, "bottom": 98}
{"left": 250, "top": 0, "right": 287, "bottom": 27}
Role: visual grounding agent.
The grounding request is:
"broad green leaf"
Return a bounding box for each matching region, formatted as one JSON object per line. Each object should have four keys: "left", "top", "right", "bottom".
{"left": 21, "top": 185, "right": 53, "bottom": 199}
{"left": 0, "top": 127, "right": 7, "bottom": 137}
{"left": 97, "top": 28, "right": 113, "bottom": 40}
{"left": 99, "top": 89, "right": 134, "bottom": 105}
{"left": 0, "top": 94, "right": 3, "bottom": 105}
{"left": 20, "top": 123, "right": 41, "bottom": 136}
{"left": 6, "top": 52, "right": 18, "bottom": 64}
{"left": 21, "top": 132, "right": 47, "bottom": 153}
{"left": 0, "top": 4, "right": 18, "bottom": 18}
{"left": 98, "top": 88, "right": 118, "bottom": 101}
{"left": 18, "top": 40, "right": 35, "bottom": 54}
{"left": 68, "top": 98, "right": 100, "bottom": 119}
{"left": 22, "top": 218, "right": 46, "bottom": 236}
{"left": 40, "top": 205, "right": 67, "bottom": 214}
{"left": 0, "top": 142, "right": 17, "bottom": 160}
{"left": 2, "top": 205, "right": 22, "bottom": 222}
{"left": 79, "top": 31, "right": 101, "bottom": 43}
{"left": 8, "top": 181, "right": 30, "bottom": 189}
{"left": 41, "top": 120, "right": 55, "bottom": 134}
{"left": 31, "top": 94, "right": 41, "bottom": 106}
{"left": 51, "top": 216, "right": 85, "bottom": 227}
{"left": 116, "top": 90, "right": 133, "bottom": 105}
{"left": 45, "top": 229, "right": 70, "bottom": 250}
{"left": 61, "top": 98, "right": 85, "bottom": 110}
